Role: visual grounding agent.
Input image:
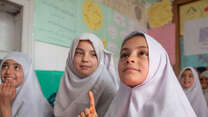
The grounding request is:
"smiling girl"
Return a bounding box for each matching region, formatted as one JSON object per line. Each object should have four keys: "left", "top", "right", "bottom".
{"left": 179, "top": 67, "right": 208, "bottom": 117}
{"left": 0, "top": 52, "right": 53, "bottom": 117}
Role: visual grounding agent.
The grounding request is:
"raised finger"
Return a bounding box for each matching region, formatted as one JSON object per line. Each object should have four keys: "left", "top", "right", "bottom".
{"left": 88, "top": 91, "right": 95, "bottom": 117}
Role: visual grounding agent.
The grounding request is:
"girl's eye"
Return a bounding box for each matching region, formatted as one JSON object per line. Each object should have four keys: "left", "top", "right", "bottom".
{"left": 2, "top": 64, "right": 8, "bottom": 70}
{"left": 181, "top": 74, "right": 186, "bottom": 78}
{"left": 91, "top": 53, "right": 97, "bottom": 57}
{"left": 75, "top": 51, "right": 83, "bottom": 55}
{"left": 138, "top": 51, "right": 148, "bottom": 56}
{"left": 120, "top": 53, "right": 129, "bottom": 59}
{"left": 14, "top": 65, "right": 21, "bottom": 71}
{"left": 188, "top": 75, "right": 193, "bottom": 78}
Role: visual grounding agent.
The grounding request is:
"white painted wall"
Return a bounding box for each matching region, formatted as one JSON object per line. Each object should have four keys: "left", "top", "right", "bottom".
{"left": 34, "top": 41, "right": 69, "bottom": 71}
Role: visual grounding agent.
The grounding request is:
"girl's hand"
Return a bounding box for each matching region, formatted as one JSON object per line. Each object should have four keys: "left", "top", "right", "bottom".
{"left": 77, "top": 91, "right": 98, "bottom": 117}
{"left": 0, "top": 80, "right": 16, "bottom": 117}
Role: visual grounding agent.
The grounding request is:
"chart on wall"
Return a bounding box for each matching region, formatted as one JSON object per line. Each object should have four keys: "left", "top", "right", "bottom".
{"left": 180, "top": 37, "right": 208, "bottom": 68}
{"left": 34, "top": 0, "right": 146, "bottom": 58}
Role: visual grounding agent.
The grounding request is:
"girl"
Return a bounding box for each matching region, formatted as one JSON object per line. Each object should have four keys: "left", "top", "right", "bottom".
{"left": 200, "top": 71, "right": 208, "bottom": 104}
{"left": 178, "top": 67, "right": 208, "bottom": 117}
{"left": 0, "top": 52, "right": 53, "bottom": 117}
{"left": 54, "top": 33, "right": 119, "bottom": 117}
{"left": 79, "top": 31, "right": 197, "bottom": 117}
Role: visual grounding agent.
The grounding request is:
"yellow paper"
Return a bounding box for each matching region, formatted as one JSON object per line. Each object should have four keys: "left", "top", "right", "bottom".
{"left": 147, "top": 0, "right": 172, "bottom": 28}
{"left": 101, "top": 39, "right": 107, "bottom": 48}
{"left": 82, "top": 0, "right": 103, "bottom": 30}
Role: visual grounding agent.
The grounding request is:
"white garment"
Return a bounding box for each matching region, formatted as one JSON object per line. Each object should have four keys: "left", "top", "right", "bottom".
{"left": 200, "top": 71, "right": 208, "bottom": 105}
{"left": 203, "top": 88, "right": 208, "bottom": 105}
{"left": 54, "top": 32, "right": 119, "bottom": 117}
{"left": 105, "top": 31, "right": 197, "bottom": 117}
{"left": 178, "top": 67, "right": 208, "bottom": 117}
{"left": 0, "top": 52, "right": 53, "bottom": 117}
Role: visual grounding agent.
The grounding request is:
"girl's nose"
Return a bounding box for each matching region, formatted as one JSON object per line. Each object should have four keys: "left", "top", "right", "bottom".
{"left": 126, "top": 55, "right": 135, "bottom": 64}
{"left": 82, "top": 54, "right": 89, "bottom": 62}
{"left": 6, "top": 67, "right": 13, "bottom": 74}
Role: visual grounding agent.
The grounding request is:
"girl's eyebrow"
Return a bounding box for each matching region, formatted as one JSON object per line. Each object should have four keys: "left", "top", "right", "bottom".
{"left": 90, "top": 50, "right": 96, "bottom": 52}
{"left": 3, "top": 62, "right": 21, "bottom": 67}
{"left": 75, "top": 48, "right": 84, "bottom": 51}
{"left": 121, "top": 46, "right": 148, "bottom": 52}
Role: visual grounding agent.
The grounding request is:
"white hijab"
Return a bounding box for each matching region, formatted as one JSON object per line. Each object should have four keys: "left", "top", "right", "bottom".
{"left": 54, "top": 32, "right": 119, "bottom": 117}
{"left": 0, "top": 52, "right": 53, "bottom": 117}
{"left": 104, "top": 31, "right": 197, "bottom": 117}
{"left": 200, "top": 71, "right": 208, "bottom": 105}
{"left": 178, "top": 67, "right": 208, "bottom": 117}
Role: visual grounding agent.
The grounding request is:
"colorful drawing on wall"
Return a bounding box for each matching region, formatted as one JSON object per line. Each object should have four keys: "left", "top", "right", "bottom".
{"left": 147, "top": 0, "right": 172, "bottom": 28}
{"left": 108, "top": 26, "right": 118, "bottom": 40}
{"left": 101, "top": 39, "right": 107, "bottom": 48}
{"left": 97, "top": 0, "right": 147, "bottom": 27}
{"left": 179, "top": 0, "right": 208, "bottom": 35}
{"left": 34, "top": 0, "right": 146, "bottom": 58}
{"left": 136, "top": 0, "right": 160, "bottom": 4}
{"left": 82, "top": 0, "right": 103, "bottom": 30}
{"left": 113, "top": 12, "right": 126, "bottom": 27}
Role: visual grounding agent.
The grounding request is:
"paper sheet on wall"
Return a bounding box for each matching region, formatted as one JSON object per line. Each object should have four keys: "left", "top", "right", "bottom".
{"left": 97, "top": 0, "right": 147, "bottom": 28}
{"left": 184, "top": 17, "right": 208, "bottom": 56}
{"left": 179, "top": 0, "right": 208, "bottom": 35}
{"left": 147, "top": 0, "right": 172, "bottom": 28}
{"left": 147, "top": 23, "right": 176, "bottom": 65}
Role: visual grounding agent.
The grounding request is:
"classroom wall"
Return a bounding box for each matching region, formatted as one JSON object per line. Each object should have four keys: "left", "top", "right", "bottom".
{"left": 33, "top": 0, "right": 148, "bottom": 98}
{"left": 34, "top": 41, "right": 68, "bottom": 71}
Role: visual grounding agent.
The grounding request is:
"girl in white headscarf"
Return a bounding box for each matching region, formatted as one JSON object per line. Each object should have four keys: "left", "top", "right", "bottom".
{"left": 54, "top": 32, "right": 119, "bottom": 117}
{"left": 78, "top": 31, "right": 197, "bottom": 117}
{"left": 200, "top": 71, "right": 208, "bottom": 105}
{"left": 178, "top": 67, "right": 208, "bottom": 117}
{"left": 0, "top": 52, "right": 53, "bottom": 117}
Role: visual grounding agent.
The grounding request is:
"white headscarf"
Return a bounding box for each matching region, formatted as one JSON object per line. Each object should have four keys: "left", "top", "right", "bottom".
{"left": 54, "top": 32, "right": 119, "bottom": 117}
{"left": 104, "top": 31, "right": 197, "bottom": 117}
{"left": 178, "top": 67, "right": 208, "bottom": 117}
{"left": 0, "top": 52, "right": 53, "bottom": 117}
{"left": 200, "top": 71, "right": 208, "bottom": 105}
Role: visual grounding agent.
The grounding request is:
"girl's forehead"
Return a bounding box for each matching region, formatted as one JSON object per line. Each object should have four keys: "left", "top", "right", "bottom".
{"left": 123, "top": 36, "right": 147, "bottom": 47}
{"left": 78, "top": 40, "right": 93, "bottom": 46}
{"left": 4, "top": 59, "right": 19, "bottom": 64}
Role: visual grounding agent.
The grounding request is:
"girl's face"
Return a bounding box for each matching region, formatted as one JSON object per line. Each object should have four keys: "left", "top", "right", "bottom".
{"left": 180, "top": 69, "right": 194, "bottom": 88}
{"left": 119, "top": 36, "right": 149, "bottom": 88}
{"left": 73, "top": 40, "right": 98, "bottom": 77}
{"left": 1, "top": 59, "right": 24, "bottom": 87}
{"left": 200, "top": 77, "right": 208, "bottom": 89}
